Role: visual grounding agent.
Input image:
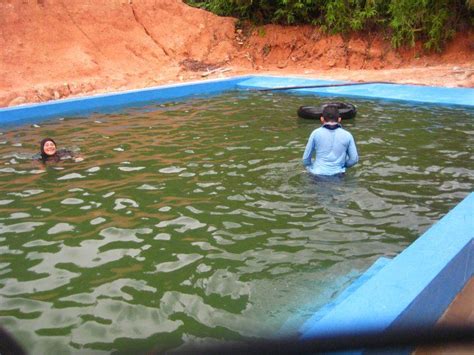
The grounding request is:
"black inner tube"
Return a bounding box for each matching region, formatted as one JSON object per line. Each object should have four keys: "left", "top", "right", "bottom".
{"left": 297, "top": 102, "right": 357, "bottom": 120}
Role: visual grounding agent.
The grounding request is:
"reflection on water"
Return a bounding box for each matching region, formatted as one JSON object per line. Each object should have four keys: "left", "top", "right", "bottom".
{"left": 0, "top": 92, "right": 473, "bottom": 353}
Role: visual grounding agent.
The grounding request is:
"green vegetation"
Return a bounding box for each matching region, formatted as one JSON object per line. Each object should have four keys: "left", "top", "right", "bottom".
{"left": 185, "top": 0, "right": 473, "bottom": 51}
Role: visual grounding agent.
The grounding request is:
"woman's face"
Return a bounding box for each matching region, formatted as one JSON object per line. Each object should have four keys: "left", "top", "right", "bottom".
{"left": 43, "top": 140, "right": 57, "bottom": 156}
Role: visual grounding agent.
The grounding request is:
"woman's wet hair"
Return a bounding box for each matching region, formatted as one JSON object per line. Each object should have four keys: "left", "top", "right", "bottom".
{"left": 322, "top": 105, "right": 340, "bottom": 122}
{"left": 40, "top": 138, "right": 57, "bottom": 160}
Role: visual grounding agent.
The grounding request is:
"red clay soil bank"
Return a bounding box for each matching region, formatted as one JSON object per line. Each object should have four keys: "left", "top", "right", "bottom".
{"left": 1, "top": 0, "right": 473, "bottom": 108}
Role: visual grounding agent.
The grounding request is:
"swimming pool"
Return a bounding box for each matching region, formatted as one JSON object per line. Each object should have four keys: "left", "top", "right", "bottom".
{"left": 0, "top": 86, "right": 473, "bottom": 352}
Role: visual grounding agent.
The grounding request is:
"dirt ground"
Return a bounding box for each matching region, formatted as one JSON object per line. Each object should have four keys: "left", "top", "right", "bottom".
{"left": 1, "top": 0, "right": 473, "bottom": 108}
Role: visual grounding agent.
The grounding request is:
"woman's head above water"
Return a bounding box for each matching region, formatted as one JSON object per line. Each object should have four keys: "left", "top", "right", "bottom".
{"left": 37, "top": 138, "right": 79, "bottom": 163}
{"left": 40, "top": 138, "right": 57, "bottom": 159}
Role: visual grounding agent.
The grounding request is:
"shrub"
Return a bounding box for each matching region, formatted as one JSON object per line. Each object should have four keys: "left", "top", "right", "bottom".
{"left": 185, "top": 0, "right": 473, "bottom": 51}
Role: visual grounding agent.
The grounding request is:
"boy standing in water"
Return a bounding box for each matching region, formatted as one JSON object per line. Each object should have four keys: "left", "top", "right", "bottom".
{"left": 302, "top": 105, "right": 358, "bottom": 176}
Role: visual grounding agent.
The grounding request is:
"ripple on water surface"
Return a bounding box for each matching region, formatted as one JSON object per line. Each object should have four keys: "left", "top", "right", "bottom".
{"left": 0, "top": 92, "right": 472, "bottom": 352}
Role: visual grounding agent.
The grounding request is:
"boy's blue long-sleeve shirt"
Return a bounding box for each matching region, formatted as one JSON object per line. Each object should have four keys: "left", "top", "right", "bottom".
{"left": 302, "top": 125, "right": 358, "bottom": 176}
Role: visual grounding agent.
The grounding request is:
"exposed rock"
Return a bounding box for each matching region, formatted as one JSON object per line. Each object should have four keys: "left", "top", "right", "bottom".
{"left": 0, "top": 0, "right": 473, "bottom": 107}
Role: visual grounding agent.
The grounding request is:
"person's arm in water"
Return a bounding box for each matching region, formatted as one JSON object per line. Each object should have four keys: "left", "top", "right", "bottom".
{"left": 345, "top": 135, "right": 358, "bottom": 168}
{"left": 302, "top": 131, "right": 316, "bottom": 167}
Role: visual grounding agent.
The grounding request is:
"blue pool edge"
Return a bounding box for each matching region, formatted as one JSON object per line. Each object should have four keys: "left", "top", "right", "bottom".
{"left": 1, "top": 74, "right": 473, "bottom": 341}
{"left": 1, "top": 75, "right": 473, "bottom": 126}
{"left": 300, "top": 192, "right": 473, "bottom": 339}
{"left": 0, "top": 75, "right": 254, "bottom": 126}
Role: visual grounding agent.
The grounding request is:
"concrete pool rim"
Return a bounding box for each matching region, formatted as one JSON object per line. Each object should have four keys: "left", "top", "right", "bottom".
{"left": 1, "top": 74, "right": 473, "bottom": 126}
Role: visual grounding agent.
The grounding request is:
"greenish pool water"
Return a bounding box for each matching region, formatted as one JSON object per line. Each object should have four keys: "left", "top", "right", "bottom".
{"left": 0, "top": 92, "right": 473, "bottom": 353}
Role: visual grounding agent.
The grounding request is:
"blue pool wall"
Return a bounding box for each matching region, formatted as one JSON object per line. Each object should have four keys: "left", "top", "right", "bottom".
{"left": 300, "top": 192, "right": 473, "bottom": 339}
{"left": 0, "top": 76, "right": 253, "bottom": 127}
{"left": 1, "top": 75, "right": 473, "bottom": 338}
{"left": 235, "top": 75, "right": 474, "bottom": 107}
{"left": 1, "top": 75, "right": 473, "bottom": 126}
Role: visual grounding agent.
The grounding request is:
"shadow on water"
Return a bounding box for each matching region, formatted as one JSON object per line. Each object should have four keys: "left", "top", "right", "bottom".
{"left": 301, "top": 172, "right": 359, "bottom": 213}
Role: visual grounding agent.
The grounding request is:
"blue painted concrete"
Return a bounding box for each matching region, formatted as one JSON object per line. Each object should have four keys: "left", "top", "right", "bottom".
{"left": 299, "top": 257, "right": 392, "bottom": 336}
{"left": 300, "top": 192, "right": 474, "bottom": 339}
{"left": 2, "top": 75, "right": 473, "bottom": 128}
{"left": 239, "top": 76, "right": 348, "bottom": 89}
{"left": 0, "top": 76, "right": 252, "bottom": 127}
{"left": 236, "top": 75, "right": 474, "bottom": 107}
